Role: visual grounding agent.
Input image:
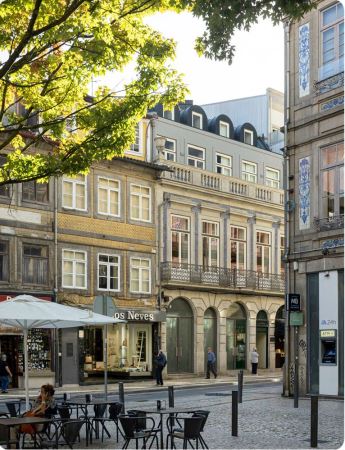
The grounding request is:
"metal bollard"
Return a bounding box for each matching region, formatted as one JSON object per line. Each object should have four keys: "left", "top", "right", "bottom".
{"left": 232, "top": 390, "right": 238, "bottom": 437}
{"left": 238, "top": 370, "right": 243, "bottom": 403}
{"left": 119, "top": 382, "right": 125, "bottom": 413}
{"left": 310, "top": 395, "right": 318, "bottom": 448}
{"left": 168, "top": 385, "right": 175, "bottom": 408}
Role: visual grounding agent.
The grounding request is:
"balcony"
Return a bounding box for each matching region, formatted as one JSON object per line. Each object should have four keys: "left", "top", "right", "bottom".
{"left": 161, "top": 262, "right": 285, "bottom": 294}
{"left": 314, "top": 214, "right": 344, "bottom": 232}
{"left": 159, "top": 161, "right": 284, "bottom": 206}
{"left": 315, "top": 58, "right": 344, "bottom": 95}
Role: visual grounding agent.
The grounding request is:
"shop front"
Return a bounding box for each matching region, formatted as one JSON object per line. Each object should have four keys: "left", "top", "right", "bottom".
{"left": 0, "top": 293, "right": 55, "bottom": 389}
{"left": 80, "top": 309, "right": 166, "bottom": 383}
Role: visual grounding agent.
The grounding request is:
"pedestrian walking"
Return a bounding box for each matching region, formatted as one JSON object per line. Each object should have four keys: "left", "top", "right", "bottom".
{"left": 155, "top": 349, "right": 167, "bottom": 386}
{"left": 205, "top": 347, "right": 217, "bottom": 379}
{"left": 250, "top": 348, "right": 259, "bottom": 374}
{"left": 0, "top": 354, "right": 12, "bottom": 393}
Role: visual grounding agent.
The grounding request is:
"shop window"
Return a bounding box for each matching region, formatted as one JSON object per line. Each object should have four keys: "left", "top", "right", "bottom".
{"left": 230, "top": 226, "right": 246, "bottom": 270}
{"left": 23, "top": 245, "right": 48, "bottom": 285}
{"left": 62, "top": 249, "right": 87, "bottom": 289}
{"left": 130, "top": 184, "right": 151, "bottom": 222}
{"left": 256, "top": 231, "right": 271, "bottom": 274}
{"left": 0, "top": 241, "right": 9, "bottom": 281}
{"left": 192, "top": 111, "right": 203, "bottom": 129}
{"left": 130, "top": 257, "right": 151, "bottom": 293}
{"left": 321, "top": 142, "right": 344, "bottom": 218}
{"left": 241, "top": 160, "right": 257, "bottom": 183}
{"left": 171, "top": 215, "right": 190, "bottom": 265}
{"left": 202, "top": 221, "right": 219, "bottom": 268}
{"left": 22, "top": 180, "right": 49, "bottom": 203}
{"left": 18, "top": 329, "right": 51, "bottom": 372}
{"left": 187, "top": 145, "right": 205, "bottom": 169}
{"left": 216, "top": 153, "right": 232, "bottom": 176}
{"left": 98, "top": 177, "right": 120, "bottom": 217}
{"left": 62, "top": 174, "right": 87, "bottom": 211}
{"left": 265, "top": 167, "right": 280, "bottom": 189}
{"left": 226, "top": 302, "right": 247, "bottom": 370}
{"left": 98, "top": 254, "right": 120, "bottom": 291}
{"left": 219, "top": 121, "right": 230, "bottom": 138}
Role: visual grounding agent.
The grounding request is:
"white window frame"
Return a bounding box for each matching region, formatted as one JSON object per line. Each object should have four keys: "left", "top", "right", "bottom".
{"left": 163, "top": 108, "right": 175, "bottom": 121}
{"left": 219, "top": 121, "right": 230, "bottom": 138}
{"left": 230, "top": 226, "right": 247, "bottom": 270}
{"left": 320, "top": 3, "right": 344, "bottom": 79}
{"left": 97, "top": 176, "right": 121, "bottom": 217}
{"left": 216, "top": 153, "right": 232, "bottom": 176}
{"left": 244, "top": 129, "right": 254, "bottom": 146}
{"left": 241, "top": 160, "right": 257, "bottom": 183}
{"left": 157, "top": 135, "right": 176, "bottom": 161}
{"left": 62, "top": 175, "right": 87, "bottom": 211}
{"left": 265, "top": 167, "right": 280, "bottom": 189}
{"left": 192, "top": 111, "right": 203, "bottom": 129}
{"left": 280, "top": 235, "right": 285, "bottom": 275}
{"left": 126, "top": 122, "right": 143, "bottom": 155}
{"left": 130, "top": 183, "right": 151, "bottom": 222}
{"left": 320, "top": 142, "right": 344, "bottom": 218}
{"left": 97, "top": 253, "right": 120, "bottom": 292}
{"left": 171, "top": 215, "right": 190, "bottom": 265}
{"left": 202, "top": 220, "right": 219, "bottom": 267}
{"left": 62, "top": 249, "right": 87, "bottom": 289}
{"left": 256, "top": 231, "right": 271, "bottom": 274}
{"left": 187, "top": 144, "right": 205, "bottom": 169}
{"left": 130, "top": 257, "right": 151, "bottom": 294}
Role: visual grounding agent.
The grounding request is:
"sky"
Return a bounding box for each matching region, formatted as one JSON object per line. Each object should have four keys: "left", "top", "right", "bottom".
{"left": 93, "top": 11, "right": 285, "bottom": 105}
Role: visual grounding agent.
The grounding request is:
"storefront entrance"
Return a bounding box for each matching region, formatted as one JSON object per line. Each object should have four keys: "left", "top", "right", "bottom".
{"left": 256, "top": 310, "right": 268, "bottom": 369}
{"left": 226, "top": 303, "right": 247, "bottom": 370}
{"left": 166, "top": 298, "right": 193, "bottom": 373}
{"left": 275, "top": 306, "right": 285, "bottom": 368}
{"left": 204, "top": 308, "right": 217, "bottom": 372}
{"left": 0, "top": 333, "right": 20, "bottom": 388}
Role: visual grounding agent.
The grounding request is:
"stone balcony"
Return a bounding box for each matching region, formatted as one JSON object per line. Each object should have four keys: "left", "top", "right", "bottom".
{"left": 314, "top": 214, "right": 344, "bottom": 232}
{"left": 158, "top": 161, "right": 284, "bottom": 206}
{"left": 161, "top": 262, "right": 285, "bottom": 294}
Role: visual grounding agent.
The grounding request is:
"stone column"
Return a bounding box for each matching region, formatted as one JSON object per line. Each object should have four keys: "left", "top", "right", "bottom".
{"left": 247, "top": 215, "right": 256, "bottom": 271}
{"left": 269, "top": 313, "right": 276, "bottom": 370}
{"left": 272, "top": 220, "right": 281, "bottom": 274}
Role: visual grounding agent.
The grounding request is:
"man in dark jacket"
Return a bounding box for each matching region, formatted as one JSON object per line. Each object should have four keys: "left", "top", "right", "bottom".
{"left": 0, "top": 354, "right": 12, "bottom": 393}
{"left": 205, "top": 347, "right": 217, "bottom": 379}
{"left": 155, "top": 350, "right": 167, "bottom": 386}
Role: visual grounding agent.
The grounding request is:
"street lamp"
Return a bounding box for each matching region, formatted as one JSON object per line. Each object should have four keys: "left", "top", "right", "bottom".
{"left": 154, "top": 136, "right": 166, "bottom": 159}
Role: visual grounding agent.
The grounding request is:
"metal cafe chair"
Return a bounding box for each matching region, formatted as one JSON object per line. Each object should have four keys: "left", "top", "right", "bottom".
{"left": 166, "top": 415, "right": 204, "bottom": 449}
{"left": 39, "top": 419, "right": 85, "bottom": 449}
{"left": 119, "top": 415, "right": 159, "bottom": 449}
{"left": 93, "top": 402, "right": 124, "bottom": 442}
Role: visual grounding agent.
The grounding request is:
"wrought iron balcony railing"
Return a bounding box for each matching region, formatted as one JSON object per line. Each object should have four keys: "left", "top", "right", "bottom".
{"left": 161, "top": 262, "right": 285, "bottom": 293}
{"left": 314, "top": 215, "right": 344, "bottom": 232}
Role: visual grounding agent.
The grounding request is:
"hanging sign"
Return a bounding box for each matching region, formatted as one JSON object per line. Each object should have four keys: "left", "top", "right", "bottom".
{"left": 287, "top": 293, "right": 301, "bottom": 311}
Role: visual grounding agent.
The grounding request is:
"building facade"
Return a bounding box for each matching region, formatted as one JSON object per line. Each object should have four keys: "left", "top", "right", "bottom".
{"left": 146, "top": 101, "right": 286, "bottom": 375}
{"left": 285, "top": 0, "right": 344, "bottom": 396}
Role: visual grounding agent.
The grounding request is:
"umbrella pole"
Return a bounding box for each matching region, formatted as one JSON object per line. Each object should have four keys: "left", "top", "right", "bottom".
{"left": 104, "top": 324, "right": 108, "bottom": 400}
{"left": 24, "top": 326, "right": 29, "bottom": 411}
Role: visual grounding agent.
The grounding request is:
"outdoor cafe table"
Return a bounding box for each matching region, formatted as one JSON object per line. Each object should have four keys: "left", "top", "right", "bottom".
{"left": 136, "top": 407, "right": 195, "bottom": 449}
{"left": 65, "top": 399, "right": 113, "bottom": 446}
{"left": 0, "top": 416, "right": 55, "bottom": 448}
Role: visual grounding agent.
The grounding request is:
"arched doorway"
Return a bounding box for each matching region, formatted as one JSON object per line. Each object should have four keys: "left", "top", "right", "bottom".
{"left": 204, "top": 308, "right": 217, "bottom": 372}
{"left": 226, "top": 303, "right": 247, "bottom": 369}
{"left": 166, "top": 298, "right": 193, "bottom": 373}
{"left": 256, "top": 310, "right": 268, "bottom": 368}
{"left": 275, "top": 306, "right": 285, "bottom": 368}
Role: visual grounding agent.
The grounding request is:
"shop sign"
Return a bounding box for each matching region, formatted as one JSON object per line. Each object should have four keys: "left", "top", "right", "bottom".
{"left": 287, "top": 293, "right": 301, "bottom": 311}
{"left": 290, "top": 311, "right": 304, "bottom": 326}
{"left": 0, "top": 293, "right": 52, "bottom": 302}
{"left": 320, "top": 329, "right": 336, "bottom": 338}
{"left": 114, "top": 309, "right": 166, "bottom": 322}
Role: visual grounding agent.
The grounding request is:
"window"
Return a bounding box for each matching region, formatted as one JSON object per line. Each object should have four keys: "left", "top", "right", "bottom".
{"left": 161, "top": 137, "right": 176, "bottom": 161}
{"left": 130, "top": 184, "right": 151, "bottom": 222}
{"left": 192, "top": 111, "right": 203, "bottom": 129}
{"left": 321, "top": 142, "right": 344, "bottom": 217}
{"left": 163, "top": 108, "right": 174, "bottom": 121}
{"left": 98, "top": 254, "right": 120, "bottom": 291}
{"left": 129, "top": 124, "right": 141, "bottom": 153}
{"left": 256, "top": 231, "right": 271, "bottom": 274}
{"left": 171, "top": 215, "right": 190, "bottom": 265}
{"left": 130, "top": 257, "right": 151, "bottom": 293}
{"left": 0, "top": 242, "right": 8, "bottom": 281}
{"left": 23, "top": 245, "right": 48, "bottom": 285}
{"left": 216, "top": 153, "right": 232, "bottom": 176}
{"left": 62, "top": 249, "right": 87, "bottom": 289}
{"left": 187, "top": 145, "right": 205, "bottom": 169}
{"left": 202, "top": 221, "right": 219, "bottom": 268}
{"left": 98, "top": 177, "right": 120, "bottom": 217}
{"left": 219, "top": 121, "right": 230, "bottom": 138}
{"left": 265, "top": 167, "right": 280, "bottom": 188}
{"left": 22, "top": 181, "right": 49, "bottom": 203}
{"left": 242, "top": 161, "right": 257, "bottom": 183}
{"left": 244, "top": 129, "right": 254, "bottom": 145}
{"left": 62, "top": 175, "right": 87, "bottom": 211}
{"left": 230, "top": 226, "right": 246, "bottom": 270}
{"left": 280, "top": 236, "right": 285, "bottom": 275}
{"left": 320, "top": 2, "right": 344, "bottom": 79}
{"left": 0, "top": 157, "right": 10, "bottom": 198}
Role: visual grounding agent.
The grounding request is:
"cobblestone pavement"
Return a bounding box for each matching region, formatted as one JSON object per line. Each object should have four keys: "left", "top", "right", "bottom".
{"left": 70, "top": 384, "right": 343, "bottom": 449}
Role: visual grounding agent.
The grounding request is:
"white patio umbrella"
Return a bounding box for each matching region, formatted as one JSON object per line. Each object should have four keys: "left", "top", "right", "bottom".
{"left": 0, "top": 295, "right": 124, "bottom": 409}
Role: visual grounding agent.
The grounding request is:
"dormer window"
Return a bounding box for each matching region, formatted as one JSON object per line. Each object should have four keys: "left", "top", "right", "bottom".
{"left": 192, "top": 111, "right": 203, "bottom": 129}
{"left": 219, "top": 121, "right": 230, "bottom": 138}
{"left": 163, "top": 108, "right": 175, "bottom": 121}
{"left": 244, "top": 129, "right": 254, "bottom": 145}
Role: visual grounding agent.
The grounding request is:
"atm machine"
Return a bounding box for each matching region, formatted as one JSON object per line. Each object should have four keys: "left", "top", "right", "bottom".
{"left": 319, "top": 329, "right": 337, "bottom": 395}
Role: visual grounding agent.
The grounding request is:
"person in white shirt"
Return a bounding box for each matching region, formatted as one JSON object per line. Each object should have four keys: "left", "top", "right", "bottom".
{"left": 250, "top": 348, "right": 259, "bottom": 374}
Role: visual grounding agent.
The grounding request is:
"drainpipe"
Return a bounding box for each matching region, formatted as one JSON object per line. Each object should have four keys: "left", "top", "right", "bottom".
{"left": 53, "top": 176, "right": 61, "bottom": 386}
{"left": 283, "top": 20, "right": 291, "bottom": 397}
